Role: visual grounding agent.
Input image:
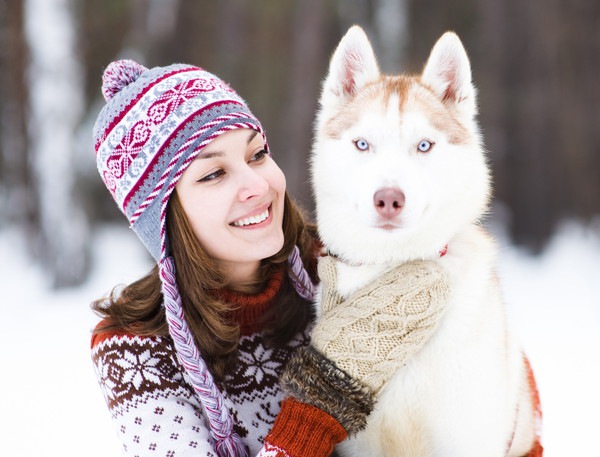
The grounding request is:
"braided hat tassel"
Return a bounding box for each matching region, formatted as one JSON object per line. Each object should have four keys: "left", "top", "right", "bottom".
{"left": 287, "top": 245, "right": 317, "bottom": 301}
{"left": 160, "top": 257, "right": 248, "bottom": 457}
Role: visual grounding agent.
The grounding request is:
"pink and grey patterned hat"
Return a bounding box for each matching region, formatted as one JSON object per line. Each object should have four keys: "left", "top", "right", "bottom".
{"left": 94, "top": 60, "right": 315, "bottom": 457}
{"left": 94, "top": 60, "right": 268, "bottom": 262}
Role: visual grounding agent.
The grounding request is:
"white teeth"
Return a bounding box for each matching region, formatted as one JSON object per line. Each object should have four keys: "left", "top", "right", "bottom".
{"left": 232, "top": 209, "right": 269, "bottom": 227}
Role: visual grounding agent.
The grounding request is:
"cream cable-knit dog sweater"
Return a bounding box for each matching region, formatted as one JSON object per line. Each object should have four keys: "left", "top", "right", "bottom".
{"left": 311, "top": 256, "right": 450, "bottom": 394}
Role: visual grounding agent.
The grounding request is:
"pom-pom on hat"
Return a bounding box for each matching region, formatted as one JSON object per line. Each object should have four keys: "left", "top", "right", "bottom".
{"left": 93, "top": 59, "right": 315, "bottom": 457}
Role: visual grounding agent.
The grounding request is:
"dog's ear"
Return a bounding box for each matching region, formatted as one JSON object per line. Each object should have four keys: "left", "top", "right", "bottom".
{"left": 320, "top": 25, "right": 380, "bottom": 107}
{"left": 421, "top": 32, "right": 476, "bottom": 117}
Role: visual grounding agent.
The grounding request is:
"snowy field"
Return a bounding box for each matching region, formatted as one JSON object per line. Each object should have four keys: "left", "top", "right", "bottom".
{"left": 1, "top": 221, "right": 598, "bottom": 456}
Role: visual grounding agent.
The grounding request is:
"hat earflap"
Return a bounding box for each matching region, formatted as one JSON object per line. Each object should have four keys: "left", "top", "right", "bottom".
{"left": 287, "top": 245, "right": 317, "bottom": 301}
{"left": 159, "top": 257, "right": 248, "bottom": 457}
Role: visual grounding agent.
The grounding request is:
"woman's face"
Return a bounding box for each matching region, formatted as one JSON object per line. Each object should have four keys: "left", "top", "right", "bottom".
{"left": 175, "top": 128, "right": 286, "bottom": 285}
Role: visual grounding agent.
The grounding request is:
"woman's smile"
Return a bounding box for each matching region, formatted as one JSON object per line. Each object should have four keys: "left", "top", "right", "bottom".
{"left": 230, "top": 204, "right": 271, "bottom": 228}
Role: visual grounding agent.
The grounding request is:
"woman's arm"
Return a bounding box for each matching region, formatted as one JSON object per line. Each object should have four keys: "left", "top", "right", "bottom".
{"left": 92, "top": 331, "right": 345, "bottom": 457}
{"left": 92, "top": 332, "right": 220, "bottom": 455}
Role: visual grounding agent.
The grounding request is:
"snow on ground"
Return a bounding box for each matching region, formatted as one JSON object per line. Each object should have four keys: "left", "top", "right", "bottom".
{"left": 492, "top": 221, "right": 600, "bottom": 455}
{"left": 0, "top": 221, "right": 598, "bottom": 456}
{"left": 0, "top": 225, "right": 152, "bottom": 456}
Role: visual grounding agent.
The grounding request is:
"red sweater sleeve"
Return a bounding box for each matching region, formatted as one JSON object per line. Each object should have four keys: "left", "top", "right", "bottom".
{"left": 261, "top": 398, "right": 347, "bottom": 457}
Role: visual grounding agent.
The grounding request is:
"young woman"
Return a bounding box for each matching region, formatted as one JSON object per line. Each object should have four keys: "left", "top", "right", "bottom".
{"left": 91, "top": 59, "right": 448, "bottom": 457}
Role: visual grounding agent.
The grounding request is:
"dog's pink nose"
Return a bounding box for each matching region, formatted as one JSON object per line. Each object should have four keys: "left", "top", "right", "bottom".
{"left": 374, "top": 187, "right": 405, "bottom": 219}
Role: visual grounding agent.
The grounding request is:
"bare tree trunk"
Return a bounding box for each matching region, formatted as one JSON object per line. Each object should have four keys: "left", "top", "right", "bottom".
{"left": 0, "top": 0, "right": 34, "bottom": 231}
{"left": 555, "top": 0, "right": 600, "bottom": 221}
{"left": 24, "top": 0, "right": 89, "bottom": 287}
{"left": 335, "top": 0, "right": 373, "bottom": 36}
{"left": 215, "top": 0, "right": 248, "bottom": 79}
{"left": 124, "top": 0, "right": 180, "bottom": 63}
{"left": 505, "top": 0, "right": 563, "bottom": 250}
{"left": 146, "top": 0, "right": 180, "bottom": 43}
{"left": 280, "top": 0, "right": 331, "bottom": 211}
{"left": 477, "top": 0, "right": 600, "bottom": 250}
{"left": 373, "top": 0, "right": 408, "bottom": 72}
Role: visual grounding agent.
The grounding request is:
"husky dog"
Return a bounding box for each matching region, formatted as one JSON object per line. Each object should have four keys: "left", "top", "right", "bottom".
{"left": 310, "top": 26, "right": 542, "bottom": 456}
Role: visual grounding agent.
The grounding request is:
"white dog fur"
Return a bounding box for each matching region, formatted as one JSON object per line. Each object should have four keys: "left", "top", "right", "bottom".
{"left": 310, "top": 26, "right": 540, "bottom": 456}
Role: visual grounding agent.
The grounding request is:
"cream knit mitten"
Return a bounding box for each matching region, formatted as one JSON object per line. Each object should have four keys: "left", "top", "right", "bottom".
{"left": 312, "top": 256, "right": 450, "bottom": 393}
{"left": 281, "top": 256, "right": 450, "bottom": 435}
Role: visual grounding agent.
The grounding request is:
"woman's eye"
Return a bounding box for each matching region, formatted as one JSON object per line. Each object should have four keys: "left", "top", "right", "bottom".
{"left": 417, "top": 140, "right": 434, "bottom": 153}
{"left": 249, "top": 149, "right": 269, "bottom": 162}
{"left": 197, "top": 169, "right": 225, "bottom": 183}
{"left": 354, "top": 138, "right": 370, "bottom": 151}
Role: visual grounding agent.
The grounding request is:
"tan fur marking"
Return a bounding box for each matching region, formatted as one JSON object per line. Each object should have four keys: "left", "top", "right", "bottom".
{"left": 381, "top": 75, "right": 414, "bottom": 111}
{"left": 379, "top": 74, "right": 472, "bottom": 147}
{"left": 324, "top": 75, "right": 471, "bottom": 145}
{"left": 414, "top": 81, "right": 471, "bottom": 145}
{"left": 323, "top": 103, "right": 361, "bottom": 139}
{"left": 323, "top": 80, "right": 384, "bottom": 139}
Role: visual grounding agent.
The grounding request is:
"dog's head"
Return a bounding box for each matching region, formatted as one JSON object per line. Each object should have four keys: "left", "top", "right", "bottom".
{"left": 311, "top": 26, "right": 491, "bottom": 264}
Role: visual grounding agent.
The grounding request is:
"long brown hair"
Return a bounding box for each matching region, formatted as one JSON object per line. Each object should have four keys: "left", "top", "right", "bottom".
{"left": 92, "top": 191, "right": 318, "bottom": 379}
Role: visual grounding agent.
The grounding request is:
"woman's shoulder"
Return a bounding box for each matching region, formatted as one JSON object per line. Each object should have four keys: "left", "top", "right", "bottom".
{"left": 90, "top": 321, "right": 196, "bottom": 421}
{"left": 91, "top": 319, "right": 172, "bottom": 352}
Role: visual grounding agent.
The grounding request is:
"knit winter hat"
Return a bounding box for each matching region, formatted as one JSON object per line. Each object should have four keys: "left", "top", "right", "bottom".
{"left": 94, "top": 59, "right": 315, "bottom": 457}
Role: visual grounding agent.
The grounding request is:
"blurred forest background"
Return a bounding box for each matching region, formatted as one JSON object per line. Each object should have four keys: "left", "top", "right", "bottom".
{"left": 0, "top": 0, "right": 599, "bottom": 288}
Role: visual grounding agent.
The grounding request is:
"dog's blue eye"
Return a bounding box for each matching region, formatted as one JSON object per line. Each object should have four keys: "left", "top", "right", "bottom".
{"left": 418, "top": 140, "right": 433, "bottom": 153}
{"left": 354, "top": 138, "right": 370, "bottom": 151}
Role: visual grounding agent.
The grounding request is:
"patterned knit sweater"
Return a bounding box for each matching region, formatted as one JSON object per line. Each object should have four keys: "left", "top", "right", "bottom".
{"left": 91, "top": 270, "right": 346, "bottom": 457}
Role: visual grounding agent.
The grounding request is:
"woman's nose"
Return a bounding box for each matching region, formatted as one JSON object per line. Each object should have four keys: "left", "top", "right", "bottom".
{"left": 238, "top": 167, "right": 269, "bottom": 201}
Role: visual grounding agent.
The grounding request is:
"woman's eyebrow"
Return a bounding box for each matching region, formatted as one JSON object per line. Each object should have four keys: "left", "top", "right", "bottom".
{"left": 196, "top": 130, "right": 260, "bottom": 160}
{"left": 247, "top": 130, "right": 259, "bottom": 144}
{"left": 196, "top": 150, "right": 224, "bottom": 160}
